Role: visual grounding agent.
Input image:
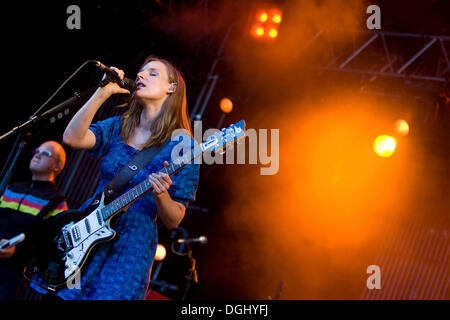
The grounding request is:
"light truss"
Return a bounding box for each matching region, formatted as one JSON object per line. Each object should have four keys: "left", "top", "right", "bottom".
{"left": 302, "top": 30, "right": 450, "bottom": 86}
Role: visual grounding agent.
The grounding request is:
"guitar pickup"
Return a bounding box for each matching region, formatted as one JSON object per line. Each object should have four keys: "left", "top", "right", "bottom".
{"left": 85, "top": 219, "right": 91, "bottom": 234}
{"left": 71, "top": 226, "right": 81, "bottom": 242}
{"left": 96, "top": 210, "right": 103, "bottom": 226}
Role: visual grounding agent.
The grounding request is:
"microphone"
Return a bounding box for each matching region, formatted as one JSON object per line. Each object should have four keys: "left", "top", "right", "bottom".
{"left": 93, "top": 60, "right": 136, "bottom": 92}
{"left": 177, "top": 236, "right": 208, "bottom": 244}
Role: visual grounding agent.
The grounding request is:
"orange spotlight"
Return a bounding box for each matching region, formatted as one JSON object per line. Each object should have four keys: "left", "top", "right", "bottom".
{"left": 395, "top": 119, "right": 409, "bottom": 136}
{"left": 272, "top": 13, "right": 282, "bottom": 23}
{"left": 268, "top": 28, "right": 278, "bottom": 38}
{"left": 374, "top": 135, "right": 397, "bottom": 158}
{"left": 251, "top": 7, "right": 282, "bottom": 40}
{"left": 256, "top": 28, "right": 265, "bottom": 36}
{"left": 259, "top": 12, "right": 268, "bottom": 22}
{"left": 220, "top": 97, "right": 233, "bottom": 113}
{"left": 155, "top": 244, "right": 166, "bottom": 261}
{"left": 252, "top": 25, "right": 264, "bottom": 38}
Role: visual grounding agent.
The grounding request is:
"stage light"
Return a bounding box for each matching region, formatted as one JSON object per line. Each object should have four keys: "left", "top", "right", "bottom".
{"left": 395, "top": 119, "right": 409, "bottom": 136}
{"left": 259, "top": 12, "right": 268, "bottom": 22}
{"left": 250, "top": 7, "right": 282, "bottom": 40}
{"left": 268, "top": 28, "right": 278, "bottom": 38}
{"left": 155, "top": 244, "right": 166, "bottom": 261}
{"left": 272, "top": 13, "right": 282, "bottom": 23}
{"left": 220, "top": 97, "right": 233, "bottom": 113}
{"left": 255, "top": 26, "right": 265, "bottom": 36}
{"left": 374, "top": 135, "right": 397, "bottom": 158}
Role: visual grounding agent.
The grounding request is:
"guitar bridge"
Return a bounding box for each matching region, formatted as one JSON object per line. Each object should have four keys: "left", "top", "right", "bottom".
{"left": 61, "top": 223, "right": 74, "bottom": 250}
{"left": 71, "top": 226, "right": 81, "bottom": 242}
{"left": 62, "top": 231, "right": 73, "bottom": 250}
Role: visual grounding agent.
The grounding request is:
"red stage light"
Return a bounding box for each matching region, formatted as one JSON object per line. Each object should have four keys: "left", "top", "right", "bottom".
{"left": 250, "top": 8, "right": 282, "bottom": 40}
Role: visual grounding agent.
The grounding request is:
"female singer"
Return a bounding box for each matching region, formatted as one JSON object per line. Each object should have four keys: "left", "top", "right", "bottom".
{"left": 46, "top": 56, "right": 199, "bottom": 299}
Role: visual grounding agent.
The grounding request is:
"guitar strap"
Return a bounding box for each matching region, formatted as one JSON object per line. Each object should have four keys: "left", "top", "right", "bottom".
{"left": 104, "top": 139, "right": 171, "bottom": 200}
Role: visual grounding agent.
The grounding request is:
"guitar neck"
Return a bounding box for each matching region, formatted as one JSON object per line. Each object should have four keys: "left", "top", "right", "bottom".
{"left": 98, "top": 118, "right": 246, "bottom": 221}
{"left": 100, "top": 144, "right": 203, "bottom": 220}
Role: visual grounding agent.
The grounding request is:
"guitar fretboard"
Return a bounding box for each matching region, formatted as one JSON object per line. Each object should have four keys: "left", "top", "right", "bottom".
{"left": 99, "top": 144, "right": 203, "bottom": 221}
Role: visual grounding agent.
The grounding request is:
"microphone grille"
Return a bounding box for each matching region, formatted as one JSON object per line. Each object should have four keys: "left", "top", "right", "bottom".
{"left": 120, "top": 78, "right": 136, "bottom": 92}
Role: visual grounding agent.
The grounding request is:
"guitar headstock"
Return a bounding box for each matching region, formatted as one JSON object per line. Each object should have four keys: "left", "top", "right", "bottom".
{"left": 201, "top": 120, "right": 246, "bottom": 154}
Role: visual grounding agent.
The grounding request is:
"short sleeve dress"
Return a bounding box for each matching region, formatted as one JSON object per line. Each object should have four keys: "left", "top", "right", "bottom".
{"left": 56, "top": 116, "right": 200, "bottom": 300}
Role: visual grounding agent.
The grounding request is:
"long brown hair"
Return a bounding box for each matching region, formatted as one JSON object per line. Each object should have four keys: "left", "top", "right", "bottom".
{"left": 121, "top": 56, "right": 192, "bottom": 148}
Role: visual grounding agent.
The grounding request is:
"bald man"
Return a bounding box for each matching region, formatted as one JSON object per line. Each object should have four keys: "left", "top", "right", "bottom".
{"left": 28, "top": 141, "right": 66, "bottom": 182}
{"left": 0, "top": 141, "right": 68, "bottom": 299}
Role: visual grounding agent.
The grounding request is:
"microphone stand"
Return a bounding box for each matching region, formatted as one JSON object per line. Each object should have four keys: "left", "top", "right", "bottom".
{"left": 0, "top": 133, "right": 28, "bottom": 199}
{"left": 0, "top": 85, "right": 100, "bottom": 196}
{"left": 182, "top": 242, "right": 198, "bottom": 300}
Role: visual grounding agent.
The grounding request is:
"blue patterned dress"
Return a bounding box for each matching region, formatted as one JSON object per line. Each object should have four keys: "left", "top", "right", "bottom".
{"left": 55, "top": 116, "right": 199, "bottom": 299}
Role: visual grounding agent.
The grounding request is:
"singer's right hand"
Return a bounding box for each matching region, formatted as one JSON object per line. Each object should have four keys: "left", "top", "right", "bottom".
{"left": 99, "top": 66, "right": 131, "bottom": 97}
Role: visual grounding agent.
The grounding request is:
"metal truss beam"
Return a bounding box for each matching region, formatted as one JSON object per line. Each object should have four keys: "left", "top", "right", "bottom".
{"left": 302, "top": 30, "right": 450, "bottom": 85}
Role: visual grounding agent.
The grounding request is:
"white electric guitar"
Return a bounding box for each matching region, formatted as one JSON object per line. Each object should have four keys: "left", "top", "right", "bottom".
{"left": 25, "top": 120, "right": 246, "bottom": 291}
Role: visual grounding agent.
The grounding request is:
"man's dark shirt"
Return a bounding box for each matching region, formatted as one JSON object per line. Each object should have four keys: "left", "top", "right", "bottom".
{"left": 0, "top": 180, "right": 68, "bottom": 272}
